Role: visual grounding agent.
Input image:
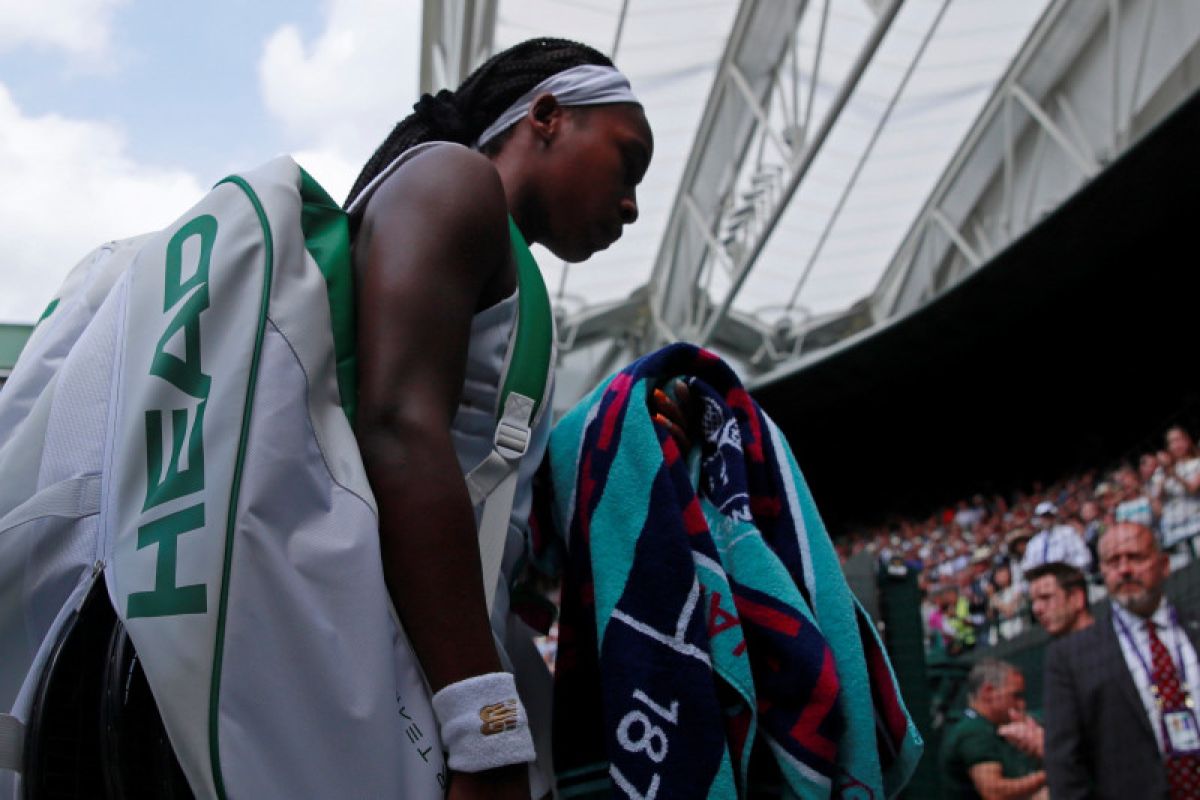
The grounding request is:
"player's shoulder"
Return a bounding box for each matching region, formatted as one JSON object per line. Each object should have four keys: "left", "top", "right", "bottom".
{"left": 366, "top": 142, "right": 507, "bottom": 240}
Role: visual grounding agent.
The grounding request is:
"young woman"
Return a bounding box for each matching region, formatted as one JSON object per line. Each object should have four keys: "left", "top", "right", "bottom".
{"left": 1157, "top": 425, "right": 1200, "bottom": 548}
{"left": 343, "top": 38, "right": 653, "bottom": 798}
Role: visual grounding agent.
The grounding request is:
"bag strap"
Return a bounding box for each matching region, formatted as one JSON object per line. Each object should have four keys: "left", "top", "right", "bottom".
{"left": 497, "top": 219, "right": 553, "bottom": 427}
{"left": 309, "top": 159, "right": 553, "bottom": 615}
{"left": 298, "top": 167, "right": 357, "bottom": 424}
{"left": 0, "top": 474, "right": 101, "bottom": 536}
{"left": 313, "top": 151, "right": 553, "bottom": 614}
{"left": 466, "top": 219, "right": 554, "bottom": 614}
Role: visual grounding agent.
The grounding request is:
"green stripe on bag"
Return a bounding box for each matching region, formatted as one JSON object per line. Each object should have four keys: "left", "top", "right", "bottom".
{"left": 502, "top": 218, "right": 553, "bottom": 422}
{"left": 298, "top": 167, "right": 357, "bottom": 424}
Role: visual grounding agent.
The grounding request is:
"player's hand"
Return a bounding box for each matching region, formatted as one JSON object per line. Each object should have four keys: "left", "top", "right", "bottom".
{"left": 651, "top": 378, "right": 694, "bottom": 452}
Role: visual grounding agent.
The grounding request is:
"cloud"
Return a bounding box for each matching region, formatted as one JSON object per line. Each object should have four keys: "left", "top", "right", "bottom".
{"left": 290, "top": 147, "right": 363, "bottom": 206}
{"left": 0, "top": 0, "right": 127, "bottom": 61}
{"left": 0, "top": 82, "right": 204, "bottom": 321}
{"left": 258, "top": 0, "right": 421, "bottom": 200}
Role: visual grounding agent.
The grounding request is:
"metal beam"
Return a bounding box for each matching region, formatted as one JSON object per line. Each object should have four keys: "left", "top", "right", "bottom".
{"left": 646, "top": 0, "right": 795, "bottom": 338}
{"left": 869, "top": 0, "right": 1200, "bottom": 322}
{"left": 1009, "top": 82, "right": 1100, "bottom": 177}
{"left": 930, "top": 209, "right": 982, "bottom": 269}
{"left": 420, "top": 0, "right": 497, "bottom": 94}
{"left": 691, "top": 0, "right": 905, "bottom": 346}
{"left": 783, "top": 0, "right": 950, "bottom": 313}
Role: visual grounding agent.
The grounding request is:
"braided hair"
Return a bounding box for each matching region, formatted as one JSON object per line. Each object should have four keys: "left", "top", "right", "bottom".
{"left": 344, "top": 38, "right": 613, "bottom": 209}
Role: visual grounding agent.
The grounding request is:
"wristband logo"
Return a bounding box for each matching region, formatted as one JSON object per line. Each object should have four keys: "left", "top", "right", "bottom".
{"left": 479, "top": 699, "right": 519, "bottom": 735}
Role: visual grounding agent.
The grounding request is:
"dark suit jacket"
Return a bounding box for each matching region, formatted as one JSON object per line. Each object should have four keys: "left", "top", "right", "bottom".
{"left": 1043, "top": 603, "right": 1200, "bottom": 799}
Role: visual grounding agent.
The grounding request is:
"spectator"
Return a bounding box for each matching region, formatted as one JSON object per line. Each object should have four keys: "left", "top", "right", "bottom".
{"left": 1114, "top": 463, "right": 1159, "bottom": 529}
{"left": 1021, "top": 502, "right": 1092, "bottom": 574}
{"left": 965, "top": 549, "right": 995, "bottom": 636}
{"left": 1059, "top": 494, "right": 1081, "bottom": 527}
{"left": 989, "top": 565, "right": 1096, "bottom": 763}
{"left": 927, "top": 584, "right": 977, "bottom": 656}
{"left": 1077, "top": 499, "right": 1105, "bottom": 576}
{"left": 1005, "top": 527, "right": 1034, "bottom": 591}
{"left": 1093, "top": 479, "right": 1117, "bottom": 516}
{"left": 849, "top": 419, "right": 1200, "bottom": 638}
{"left": 948, "top": 584, "right": 980, "bottom": 655}
{"left": 925, "top": 585, "right": 954, "bottom": 654}
{"left": 1140, "top": 451, "right": 1164, "bottom": 488}
{"left": 1024, "top": 562, "right": 1093, "bottom": 638}
{"left": 1157, "top": 426, "right": 1200, "bottom": 550}
{"left": 956, "top": 496, "right": 987, "bottom": 530}
{"left": 1043, "top": 522, "right": 1200, "bottom": 798}
{"left": 987, "top": 561, "right": 1025, "bottom": 641}
{"left": 939, "top": 658, "right": 1047, "bottom": 799}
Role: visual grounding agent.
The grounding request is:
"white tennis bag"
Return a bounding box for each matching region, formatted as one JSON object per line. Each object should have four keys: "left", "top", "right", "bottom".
{"left": 0, "top": 156, "right": 552, "bottom": 798}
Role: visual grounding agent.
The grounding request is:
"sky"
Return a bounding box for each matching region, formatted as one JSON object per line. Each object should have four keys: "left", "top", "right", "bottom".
{"left": 0, "top": 0, "right": 1049, "bottom": 332}
{"left": 0, "top": 0, "right": 422, "bottom": 323}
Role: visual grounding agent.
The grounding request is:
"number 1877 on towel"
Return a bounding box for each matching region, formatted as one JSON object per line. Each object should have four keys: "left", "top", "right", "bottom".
{"left": 610, "top": 689, "right": 679, "bottom": 800}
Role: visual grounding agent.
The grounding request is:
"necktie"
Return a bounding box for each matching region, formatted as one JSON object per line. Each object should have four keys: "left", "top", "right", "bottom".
{"left": 1147, "top": 620, "right": 1200, "bottom": 798}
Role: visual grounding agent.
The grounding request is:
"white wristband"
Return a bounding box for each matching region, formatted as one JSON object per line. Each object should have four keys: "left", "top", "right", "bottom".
{"left": 431, "top": 672, "right": 536, "bottom": 772}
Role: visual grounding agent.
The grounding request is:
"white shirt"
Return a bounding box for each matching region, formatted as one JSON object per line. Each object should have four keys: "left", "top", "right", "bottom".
{"left": 1111, "top": 599, "right": 1200, "bottom": 754}
{"left": 1115, "top": 495, "right": 1155, "bottom": 528}
{"left": 1021, "top": 524, "right": 1093, "bottom": 572}
{"left": 1160, "top": 457, "right": 1200, "bottom": 547}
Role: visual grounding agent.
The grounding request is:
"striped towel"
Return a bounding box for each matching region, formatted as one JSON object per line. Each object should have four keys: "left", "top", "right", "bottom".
{"left": 541, "top": 344, "right": 921, "bottom": 799}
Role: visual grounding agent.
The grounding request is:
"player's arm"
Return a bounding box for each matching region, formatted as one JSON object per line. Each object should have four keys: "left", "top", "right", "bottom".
{"left": 355, "top": 143, "right": 512, "bottom": 690}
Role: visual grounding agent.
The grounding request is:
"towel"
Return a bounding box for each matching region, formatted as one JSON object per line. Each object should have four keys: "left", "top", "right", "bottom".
{"left": 541, "top": 343, "right": 922, "bottom": 799}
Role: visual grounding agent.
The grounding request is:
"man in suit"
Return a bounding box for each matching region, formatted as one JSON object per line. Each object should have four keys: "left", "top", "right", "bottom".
{"left": 1043, "top": 522, "right": 1200, "bottom": 798}
{"left": 1026, "top": 561, "right": 1094, "bottom": 638}
{"left": 992, "top": 561, "right": 1096, "bottom": 760}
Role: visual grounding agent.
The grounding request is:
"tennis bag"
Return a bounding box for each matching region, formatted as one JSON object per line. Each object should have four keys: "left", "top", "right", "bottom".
{"left": 0, "top": 155, "right": 553, "bottom": 798}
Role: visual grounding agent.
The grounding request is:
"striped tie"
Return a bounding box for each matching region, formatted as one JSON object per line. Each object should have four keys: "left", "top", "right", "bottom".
{"left": 1147, "top": 620, "right": 1200, "bottom": 798}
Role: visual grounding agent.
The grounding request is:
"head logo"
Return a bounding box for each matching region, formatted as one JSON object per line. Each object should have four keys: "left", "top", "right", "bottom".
{"left": 479, "top": 699, "right": 519, "bottom": 735}
{"left": 127, "top": 215, "right": 217, "bottom": 620}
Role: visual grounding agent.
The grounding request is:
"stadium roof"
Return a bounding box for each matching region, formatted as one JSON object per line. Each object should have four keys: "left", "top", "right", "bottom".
{"left": 480, "top": 0, "right": 1055, "bottom": 393}
{"left": 754, "top": 91, "right": 1200, "bottom": 531}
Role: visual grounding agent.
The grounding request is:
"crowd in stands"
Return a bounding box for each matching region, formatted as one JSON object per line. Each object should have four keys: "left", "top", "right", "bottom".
{"left": 852, "top": 422, "right": 1200, "bottom": 799}
{"left": 935, "top": 509, "right": 1194, "bottom": 798}
{"left": 841, "top": 424, "right": 1200, "bottom": 655}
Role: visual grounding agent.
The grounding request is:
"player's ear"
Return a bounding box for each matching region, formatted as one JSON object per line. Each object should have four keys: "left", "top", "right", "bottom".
{"left": 527, "top": 93, "right": 566, "bottom": 145}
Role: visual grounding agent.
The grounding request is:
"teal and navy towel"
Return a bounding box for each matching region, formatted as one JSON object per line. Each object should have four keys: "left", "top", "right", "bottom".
{"left": 541, "top": 344, "right": 922, "bottom": 799}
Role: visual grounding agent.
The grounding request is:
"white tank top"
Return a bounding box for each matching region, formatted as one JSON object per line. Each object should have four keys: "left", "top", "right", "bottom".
{"left": 350, "top": 139, "right": 554, "bottom": 593}
{"left": 442, "top": 172, "right": 557, "bottom": 799}
{"left": 351, "top": 142, "right": 557, "bottom": 792}
{"left": 449, "top": 288, "right": 554, "bottom": 625}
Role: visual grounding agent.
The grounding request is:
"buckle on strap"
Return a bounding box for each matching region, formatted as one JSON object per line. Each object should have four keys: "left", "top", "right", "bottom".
{"left": 493, "top": 391, "right": 535, "bottom": 461}
{"left": 494, "top": 420, "right": 530, "bottom": 460}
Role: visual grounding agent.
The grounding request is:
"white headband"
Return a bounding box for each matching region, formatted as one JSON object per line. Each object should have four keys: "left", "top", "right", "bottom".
{"left": 474, "top": 63, "right": 640, "bottom": 149}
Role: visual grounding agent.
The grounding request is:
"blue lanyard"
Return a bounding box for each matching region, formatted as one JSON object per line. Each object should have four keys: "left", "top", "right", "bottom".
{"left": 1114, "top": 607, "right": 1192, "bottom": 705}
